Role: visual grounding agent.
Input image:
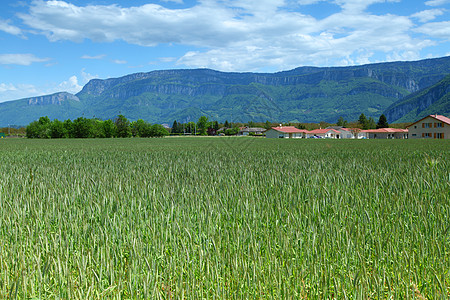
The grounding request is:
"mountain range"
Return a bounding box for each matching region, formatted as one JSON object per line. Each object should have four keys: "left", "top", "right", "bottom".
{"left": 1, "top": 56, "right": 450, "bottom": 127}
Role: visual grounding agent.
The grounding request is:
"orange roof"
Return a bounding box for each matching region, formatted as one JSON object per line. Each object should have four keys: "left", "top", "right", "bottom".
{"left": 270, "top": 126, "right": 306, "bottom": 133}
{"left": 362, "top": 128, "right": 408, "bottom": 133}
{"left": 308, "top": 128, "right": 341, "bottom": 134}
{"left": 407, "top": 114, "right": 450, "bottom": 128}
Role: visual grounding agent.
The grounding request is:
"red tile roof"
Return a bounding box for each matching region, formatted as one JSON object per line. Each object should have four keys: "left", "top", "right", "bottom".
{"left": 407, "top": 114, "right": 450, "bottom": 127}
{"left": 308, "top": 128, "right": 341, "bottom": 134}
{"left": 432, "top": 115, "right": 450, "bottom": 125}
{"left": 270, "top": 126, "right": 306, "bottom": 133}
{"left": 362, "top": 128, "right": 408, "bottom": 133}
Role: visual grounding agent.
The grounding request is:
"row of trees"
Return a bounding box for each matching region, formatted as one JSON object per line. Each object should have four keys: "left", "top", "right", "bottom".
{"left": 337, "top": 114, "right": 389, "bottom": 130}
{"left": 24, "top": 113, "right": 393, "bottom": 139}
{"left": 26, "top": 115, "right": 169, "bottom": 139}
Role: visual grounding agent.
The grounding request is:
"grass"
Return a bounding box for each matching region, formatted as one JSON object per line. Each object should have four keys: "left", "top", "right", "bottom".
{"left": 0, "top": 137, "right": 449, "bottom": 298}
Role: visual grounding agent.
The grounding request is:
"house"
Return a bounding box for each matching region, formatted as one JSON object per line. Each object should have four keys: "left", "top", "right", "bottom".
{"left": 326, "top": 127, "right": 356, "bottom": 139}
{"left": 407, "top": 114, "right": 450, "bottom": 139}
{"left": 265, "top": 126, "right": 307, "bottom": 138}
{"left": 362, "top": 128, "right": 408, "bottom": 139}
{"left": 306, "top": 128, "right": 341, "bottom": 139}
{"left": 238, "top": 127, "right": 266, "bottom": 136}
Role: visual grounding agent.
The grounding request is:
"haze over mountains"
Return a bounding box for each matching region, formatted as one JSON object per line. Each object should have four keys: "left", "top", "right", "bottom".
{"left": 1, "top": 56, "right": 450, "bottom": 127}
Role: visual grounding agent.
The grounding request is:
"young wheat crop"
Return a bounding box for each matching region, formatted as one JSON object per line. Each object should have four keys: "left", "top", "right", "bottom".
{"left": 0, "top": 138, "right": 449, "bottom": 298}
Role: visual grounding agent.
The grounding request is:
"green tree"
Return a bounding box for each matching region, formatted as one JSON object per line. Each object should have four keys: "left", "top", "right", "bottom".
{"left": 115, "top": 115, "right": 132, "bottom": 138}
{"left": 102, "top": 119, "right": 116, "bottom": 138}
{"left": 367, "top": 117, "right": 376, "bottom": 129}
{"left": 73, "top": 117, "right": 94, "bottom": 138}
{"left": 25, "top": 121, "right": 40, "bottom": 138}
{"left": 224, "top": 120, "right": 230, "bottom": 128}
{"left": 358, "top": 113, "right": 369, "bottom": 129}
{"left": 132, "top": 119, "right": 151, "bottom": 137}
{"left": 213, "top": 121, "right": 219, "bottom": 131}
{"left": 150, "top": 124, "right": 169, "bottom": 137}
{"left": 377, "top": 114, "right": 389, "bottom": 129}
{"left": 50, "top": 119, "right": 67, "bottom": 138}
{"left": 264, "top": 120, "right": 272, "bottom": 130}
{"left": 337, "top": 116, "right": 348, "bottom": 127}
{"left": 224, "top": 127, "right": 239, "bottom": 136}
{"left": 64, "top": 119, "right": 74, "bottom": 138}
{"left": 197, "top": 116, "right": 209, "bottom": 135}
{"left": 186, "top": 122, "right": 195, "bottom": 134}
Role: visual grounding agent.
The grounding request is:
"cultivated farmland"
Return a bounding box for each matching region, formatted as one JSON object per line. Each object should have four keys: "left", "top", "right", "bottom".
{"left": 0, "top": 138, "right": 449, "bottom": 298}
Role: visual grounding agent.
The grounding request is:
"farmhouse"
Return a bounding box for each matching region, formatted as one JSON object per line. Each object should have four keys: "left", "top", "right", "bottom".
{"left": 238, "top": 127, "right": 266, "bottom": 136}
{"left": 265, "top": 126, "right": 307, "bottom": 138}
{"left": 307, "top": 128, "right": 340, "bottom": 139}
{"left": 407, "top": 114, "right": 450, "bottom": 139}
{"left": 362, "top": 128, "right": 408, "bottom": 139}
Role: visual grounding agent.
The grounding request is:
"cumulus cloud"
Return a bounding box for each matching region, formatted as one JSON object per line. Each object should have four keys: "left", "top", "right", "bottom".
{"left": 415, "top": 21, "right": 450, "bottom": 39}
{"left": 0, "top": 53, "right": 50, "bottom": 65}
{"left": 0, "top": 69, "right": 98, "bottom": 103}
{"left": 57, "top": 75, "right": 82, "bottom": 93}
{"left": 0, "top": 83, "right": 39, "bottom": 102}
{"left": 412, "top": 9, "right": 445, "bottom": 22}
{"left": 0, "top": 19, "right": 24, "bottom": 36}
{"left": 425, "top": 0, "right": 450, "bottom": 6}
{"left": 14, "top": 0, "right": 440, "bottom": 71}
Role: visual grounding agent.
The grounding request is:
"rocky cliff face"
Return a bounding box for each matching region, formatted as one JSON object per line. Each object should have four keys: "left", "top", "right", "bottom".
{"left": 27, "top": 92, "right": 79, "bottom": 106}
{"left": 78, "top": 57, "right": 450, "bottom": 101}
{"left": 384, "top": 74, "right": 450, "bottom": 122}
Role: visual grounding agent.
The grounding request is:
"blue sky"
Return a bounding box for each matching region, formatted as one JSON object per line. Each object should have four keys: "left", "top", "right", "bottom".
{"left": 0, "top": 0, "right": 449, "bottom": 102}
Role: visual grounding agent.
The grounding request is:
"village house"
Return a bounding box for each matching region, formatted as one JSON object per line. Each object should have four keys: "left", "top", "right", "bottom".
{"left": 238, "top": 127, "right": 266, "bottom": 136}
{"left": 265, "top": 126, "right": 307, "bottom": 138}
{"left": 362, "top": 128, "right": 408, "bottom": 139}
{"left": 306, "top": 128, "right": 341, "bottom": 138}
{"left": 407, "top": 114, "right": 450, "bottom": 139}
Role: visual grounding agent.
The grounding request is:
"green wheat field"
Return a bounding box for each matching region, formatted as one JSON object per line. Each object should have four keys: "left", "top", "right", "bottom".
{"left": 0, "top": 137, "right": 449, "bottom": 299}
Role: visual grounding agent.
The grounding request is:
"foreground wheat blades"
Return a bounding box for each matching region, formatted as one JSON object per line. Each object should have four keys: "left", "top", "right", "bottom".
{"left": 0, "top": 138, "right": 449, "bottom": 299}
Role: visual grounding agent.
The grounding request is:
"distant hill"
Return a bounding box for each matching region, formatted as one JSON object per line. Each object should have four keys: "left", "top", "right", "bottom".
{"left": 1, "top": 56, "right": 450, "bottom": 126}
{"left": 384, "top": 74, "right": 450, "bottom": 123}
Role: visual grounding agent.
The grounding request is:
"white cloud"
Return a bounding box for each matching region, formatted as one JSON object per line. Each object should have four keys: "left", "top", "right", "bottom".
{"left": 14, "top": 0, "right": 441, "bottom": 71}
{"left": 159, "top": 57, "right": 177, "bottom": 62}
{"left": 81, "top": 54, "right": 106, "bottom": 60}
{"left": 81, "top": 69, "right": 98, "bottom": 83}
{"left": 0, "top": 83, "right": 39, "bottom": 102}
{"left": 411, "top": 9, "right": 445, "bottom": 22}
{"left": 416, "top": 21, "right": 450, "bottom": 39}
{"left": 161, "top": 0, "right": 184, "bottom": 3}
{"left": 0, "top": 54, "right": 50, "bottom": 65}
{"left": 113, "top": 59, "right": 127, "bottom": 64}
{"left": 425, "top": 0, "right": 450, "bottom": 6}
{"left": 57, "top": 75, "right": 82, "bottom": 94}
{"left": 333, "top": 0, "right": 401, "bottom": 13}
{"left": 0, "top": 19, "right": 24, "bottom": 36}
{"left": 0, "top": 69, "right": 98, "bottom": 103}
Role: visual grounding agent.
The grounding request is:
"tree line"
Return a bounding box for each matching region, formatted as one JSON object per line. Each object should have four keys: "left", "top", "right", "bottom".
{"left": 336, "top": 114, "right": 389, "bottom": 129}
{"left": 26, "top": 115, "right": 169, "bottom": 139}
{"left": 24, "top": 113, "right": 394, "bottom": 139}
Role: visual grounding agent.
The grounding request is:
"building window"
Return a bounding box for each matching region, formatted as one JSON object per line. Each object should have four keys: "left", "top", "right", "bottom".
{"left": 423, "top": 133, "right": 432, "bottom": 138}
{"left": 412, "top": 134, "right": 417, "bottom": 136}
{"left": 423, "top": 123, "right": 432, "bottom": 128}
{"left": 436, "top": 123, "right": 443, "bottom": 128}
{"left": 437, "top": 133, "right": 444, "bottom": 139}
